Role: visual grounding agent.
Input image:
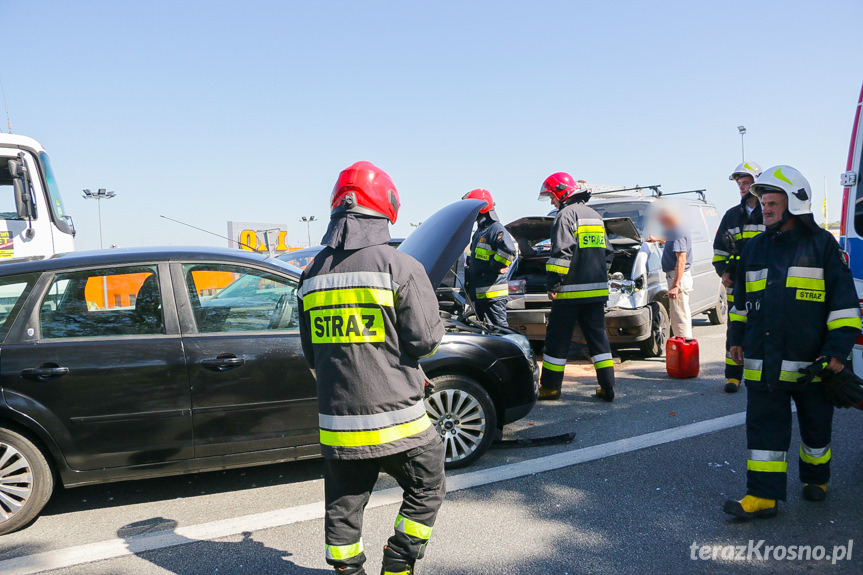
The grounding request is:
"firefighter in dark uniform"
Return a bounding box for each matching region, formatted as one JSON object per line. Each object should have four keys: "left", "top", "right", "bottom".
{"left": 537, "top": 172, "right": 615, "bottom": 402}
{"left": 712, "top": 161, "right": 764, "bottom": 393}
{"left": 298, "top": 162, "right": 446, "bottom": 575}
{"left": 462, "top": 188, "right": 517, "bottom": 328}
{"left": 723, "top": 165, "right": 862, "bottom": 519}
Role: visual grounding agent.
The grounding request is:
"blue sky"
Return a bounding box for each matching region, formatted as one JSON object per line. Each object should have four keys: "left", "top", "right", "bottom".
{"left": 2, "top": 0, "right": 861, "bottom": 250}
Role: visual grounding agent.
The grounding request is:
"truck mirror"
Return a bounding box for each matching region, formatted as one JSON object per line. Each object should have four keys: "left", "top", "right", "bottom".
{"left": 8, "top": 156, "right": 36, "bottom": 220}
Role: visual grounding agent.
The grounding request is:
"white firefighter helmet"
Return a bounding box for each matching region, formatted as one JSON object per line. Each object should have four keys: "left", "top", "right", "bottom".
{"left": 750, "top": 165, "right": 812, "bottom": 216}
{"left": 729, "top": 161, "right": 763, "bottom": 181}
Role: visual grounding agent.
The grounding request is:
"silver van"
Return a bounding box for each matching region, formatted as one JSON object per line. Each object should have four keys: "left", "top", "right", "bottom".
{"left": 506, "top": 191, "right": 725, "bottom": 357}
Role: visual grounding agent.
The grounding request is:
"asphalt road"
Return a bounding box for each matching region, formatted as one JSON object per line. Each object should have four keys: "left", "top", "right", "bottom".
{"left": 2, "top": 316, "right": 861, "bottom": 574}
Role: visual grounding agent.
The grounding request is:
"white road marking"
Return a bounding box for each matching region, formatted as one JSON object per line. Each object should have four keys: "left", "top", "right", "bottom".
{"left": 0, "top": 411, "right": 746, "bottom": 575}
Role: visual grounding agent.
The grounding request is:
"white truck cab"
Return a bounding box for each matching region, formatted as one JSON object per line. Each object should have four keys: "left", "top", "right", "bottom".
{"left": 839, "top": 82, "right": 863, "bottom": 376}
{"left": 0, "top": 134, "right": 75, "bottom": 260}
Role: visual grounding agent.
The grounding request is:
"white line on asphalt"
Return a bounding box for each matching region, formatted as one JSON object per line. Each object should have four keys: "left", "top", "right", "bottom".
{"left": 0, "top": 411, "right": 746, "bottom": 575}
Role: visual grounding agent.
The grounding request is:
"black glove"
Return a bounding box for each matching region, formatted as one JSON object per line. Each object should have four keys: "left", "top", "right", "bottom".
{"left": 797, "top": 358, "right": 830, "bottom": 386}
{"left": 822, "top": 368, "right": 863, "bottom": 409}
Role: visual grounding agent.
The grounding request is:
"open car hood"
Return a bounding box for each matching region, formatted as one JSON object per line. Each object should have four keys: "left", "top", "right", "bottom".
{"left": 506, "top": 215, "right": 641, "bottom": 243}
{"left": 398, "top": 199, "right": 485, "bottom": 286}
{"left": 505, "top": 216, "right": 553, "bottom": 242}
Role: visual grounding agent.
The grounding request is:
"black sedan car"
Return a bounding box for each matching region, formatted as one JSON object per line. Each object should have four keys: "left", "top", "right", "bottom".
{"left": 0, "top": 201, "right": 537, "bottom": 534}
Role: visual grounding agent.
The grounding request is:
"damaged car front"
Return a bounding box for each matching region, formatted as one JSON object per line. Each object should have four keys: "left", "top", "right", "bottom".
{"left": 505, "top": 209, "right": 670, "bottom": 357}
{"left": 398, "top": 200, "right": 538, "bottom": 468}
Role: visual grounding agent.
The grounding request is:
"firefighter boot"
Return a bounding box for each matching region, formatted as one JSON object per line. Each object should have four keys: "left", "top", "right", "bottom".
{"left": 595, "top": 385, "right": 614, "bottom": 402}
{"left": 381, "top": 546, "right": 414, "bottom": 575}
{"left": 724, "top": 378, "right": 740, "bottom": 393}
{"left": 538, "top": 387, "right": 561, "bottom": 401}
{"left": 722, "top": 495, "right": 778, "bottom": 519}
{"left": 335, "top": 567, "right": 366, "bottom": 575}
{"left": 802, "top": 484, "right": 828, "bottom": 502}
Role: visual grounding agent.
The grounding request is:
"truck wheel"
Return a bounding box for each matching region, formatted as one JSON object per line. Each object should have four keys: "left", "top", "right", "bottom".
{"left": 0, "top": 428, "right": 54, "bottom": 535}
{"left": 706, "top": 288, "right": 728, "bottom": 325}
{"left": 639, "top": 302, "right": 669, "bottom": 358}
{"left": 425, "top": 375, "right": 497, "bottom": 469}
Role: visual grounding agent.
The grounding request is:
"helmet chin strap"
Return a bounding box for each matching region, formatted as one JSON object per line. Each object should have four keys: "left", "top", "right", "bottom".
{"left": 766, "top": 209, "right": 791, "bottom": 231}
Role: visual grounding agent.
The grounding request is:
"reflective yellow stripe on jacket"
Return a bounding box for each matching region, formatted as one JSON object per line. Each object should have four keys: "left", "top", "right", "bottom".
{"left": 785, "top": 266, "right": 825, "bottom": 291}
{"left": 299, "top": 271, "right": 397, "bottom": 345}
{"left": 826, "top": 308, "right": 863, "bottom": 331}
{"left": 557, "top": 281, "right": 609, "bottom": 300}
{"left": 318, "top": 402, "right": 432, "bottom": 448}
{"left": 745, "top": 268, "right": 768, "bottom": 293}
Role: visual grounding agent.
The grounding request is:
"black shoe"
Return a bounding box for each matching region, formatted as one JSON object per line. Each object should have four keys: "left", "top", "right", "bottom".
{"left": 802, "top": 484, "right": 828, "bottom": 502}
{"left": 724, "top": 379, "right": 740, "bottom": 393}
{"left": 595, "top": 385, "right": 614, "bottom": 402}
{"left": 538, "top": 387, "right": 561, "bottom": 401}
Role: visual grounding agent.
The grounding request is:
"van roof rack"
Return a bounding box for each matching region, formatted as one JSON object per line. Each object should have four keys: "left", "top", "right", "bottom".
{"left": 655, "top": 188, "right": 707, "bottom": 201}
{"left": 591, "top": 185, "right": 661, "bottom": 197}
{"left": 591, "top": 185, "right": 707, "bottom": 202}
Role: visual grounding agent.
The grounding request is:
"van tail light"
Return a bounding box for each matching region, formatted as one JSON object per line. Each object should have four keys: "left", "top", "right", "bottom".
{"left": 509, "top": 279, "right": 526, "bottom": 295}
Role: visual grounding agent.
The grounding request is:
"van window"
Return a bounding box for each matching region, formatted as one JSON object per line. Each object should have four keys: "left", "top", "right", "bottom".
{"left": 854, "top": 141, "right": 863, "bottom": 236}
{"left": 0, "top": 157, "right": 25, "bottom": 221}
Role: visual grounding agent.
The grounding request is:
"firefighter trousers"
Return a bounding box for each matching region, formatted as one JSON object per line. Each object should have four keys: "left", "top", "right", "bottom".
{"left": 323, "top": 437, "right": 446, "bottom": 569}
{"left": 540, "top": 301, "right": 614, "bottom": 392}
{"left": 474, "top": 297, "right": 509, "bottom": 328}
{"left": 725, "top": 300, "right": 743, "bottom": 382}
{"left": 746, "top": 384, "right": 834, "bottom": 501}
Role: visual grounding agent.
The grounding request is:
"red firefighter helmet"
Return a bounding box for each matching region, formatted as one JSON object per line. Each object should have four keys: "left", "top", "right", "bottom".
{"left": 330, "top": 161, "right": 400, "bottom": 224}
{"left": 461, "top": 188, "right": 494, "bottom": 213}
{"left": 539, "top": 172, "right": 582, "bottom": 202}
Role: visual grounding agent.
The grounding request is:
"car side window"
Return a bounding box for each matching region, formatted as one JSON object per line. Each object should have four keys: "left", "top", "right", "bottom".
{"left": 182, "top": 264, "right": 299, "bottom": 333}
{"left": 0, "top": 273, "right": 40, "bottom": 340}
{"left": 40, "top": 266, "right": 164, "bottom": 339}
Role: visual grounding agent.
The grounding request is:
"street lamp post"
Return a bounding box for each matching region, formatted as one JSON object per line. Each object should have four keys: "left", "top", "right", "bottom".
{"left": 83, "top": 188, "right": 116, "bottom": 309}
{"left": 737, "top": 125, "right": 746, "bottom": 162}
{"left": 300, "top": 216, "right": 316, "bottom": 247}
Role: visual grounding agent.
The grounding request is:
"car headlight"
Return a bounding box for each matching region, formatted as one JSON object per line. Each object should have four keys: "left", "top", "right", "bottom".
{"left": 609, "top": 279, "right": 637, "bottom": 294}
{"left": 502, "top": 333, "right": 534, "bottom": 362}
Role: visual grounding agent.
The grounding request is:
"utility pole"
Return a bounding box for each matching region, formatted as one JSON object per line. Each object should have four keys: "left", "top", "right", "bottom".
{"left": 83, "top": 188, "right": 116, "bottom": 308}
{"left": 300, "top": 216, "right": 317, "bottom": 247}
{"left": 737, "top": 126, "right": 746, "bottom": 162}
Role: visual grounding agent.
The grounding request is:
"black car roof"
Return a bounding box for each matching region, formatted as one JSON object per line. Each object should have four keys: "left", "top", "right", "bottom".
{"left": 0, "top": 246, "right": 301, "bottom": 276}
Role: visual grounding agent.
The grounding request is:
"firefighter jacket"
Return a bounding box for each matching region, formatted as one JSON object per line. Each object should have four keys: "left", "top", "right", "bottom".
{"left": 466, "top": 210, "right": 517, "bottom": 301}
{"left": 712, "top": 196, "right": 765, "bottom": 278}
{"left": 729, "top": 223, "right": 862, "bottom": 391}
{"left": 297, "top": 213, "right": 445, "bottom": 460}
{"left": 545, "top": 200, "right": 609, "bottom": 304}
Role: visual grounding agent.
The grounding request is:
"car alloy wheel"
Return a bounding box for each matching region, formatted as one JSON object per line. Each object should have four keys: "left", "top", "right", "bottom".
{"left": 0, "top": 442, "right": 34, "bottom": 522}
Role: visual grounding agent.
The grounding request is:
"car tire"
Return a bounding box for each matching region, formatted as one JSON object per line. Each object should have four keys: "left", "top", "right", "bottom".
{"left": 706, "top": 288, "right": 728, "bottom": 325}
{"left": 425, "top": 375, "right": 497, "bottom": 469}
{"left": 0, "top": 428, "right": 54, "bottom": 535}
{"left": 638, "top": 301, "right": 670, "bottom": 358}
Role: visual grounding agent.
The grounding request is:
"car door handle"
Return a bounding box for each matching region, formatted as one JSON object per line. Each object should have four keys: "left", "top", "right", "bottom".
{"left": 201, "top": 355, "right": 245, "bottom": 371}
{"left": 21, "top": 365, "right": 70, "bottom": 381}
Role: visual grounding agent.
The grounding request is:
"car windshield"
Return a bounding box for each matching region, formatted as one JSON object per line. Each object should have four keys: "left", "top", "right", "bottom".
{"left": 277, "top": 247, "right": 322, "bottom": 270}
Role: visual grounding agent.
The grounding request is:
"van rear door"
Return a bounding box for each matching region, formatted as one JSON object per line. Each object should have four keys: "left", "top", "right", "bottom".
{"left": 839, "top": 82, "right": 863, "bottom": 376}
